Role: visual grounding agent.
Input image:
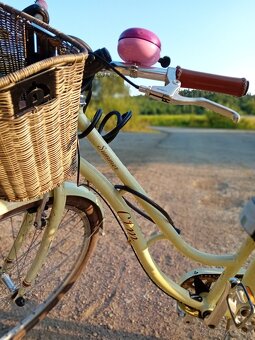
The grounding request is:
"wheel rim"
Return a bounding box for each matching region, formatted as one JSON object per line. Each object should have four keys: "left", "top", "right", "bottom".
{"left": 0, "top": 197, "right": 95, "bottom": 337}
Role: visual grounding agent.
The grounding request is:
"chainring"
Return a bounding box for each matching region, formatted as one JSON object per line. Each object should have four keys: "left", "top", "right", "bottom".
{"left": 177, "top": 268, "right": 244, "bottom": 318}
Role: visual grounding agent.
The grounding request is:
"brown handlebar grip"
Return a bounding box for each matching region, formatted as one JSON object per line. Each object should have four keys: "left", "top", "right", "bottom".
{"left": 176, "top": 66, "right": 249, "bottom": 97}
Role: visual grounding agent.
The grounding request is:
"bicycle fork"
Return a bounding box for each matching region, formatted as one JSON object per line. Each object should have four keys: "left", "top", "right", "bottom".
{"left": 0, "top": 186, "right": 66, "bottom": 306}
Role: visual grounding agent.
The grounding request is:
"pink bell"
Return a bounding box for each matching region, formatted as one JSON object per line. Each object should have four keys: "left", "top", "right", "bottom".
{"left": 117, "top": 27, "right": 161, "bottom": 67}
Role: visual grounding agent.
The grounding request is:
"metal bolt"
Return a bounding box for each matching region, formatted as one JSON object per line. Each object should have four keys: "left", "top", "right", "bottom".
{"left": 15, "top": 296, "right": 26, "bottom": 307}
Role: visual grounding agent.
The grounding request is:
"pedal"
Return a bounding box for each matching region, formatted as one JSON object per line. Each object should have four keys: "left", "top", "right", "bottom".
{"left": 227, "top": 278, "right": 255, "bottom": 329}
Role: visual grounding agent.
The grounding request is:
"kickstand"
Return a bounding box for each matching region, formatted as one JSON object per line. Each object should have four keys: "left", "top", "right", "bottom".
{"left": 224, "top": 318, "right": 243, "bottom": 340}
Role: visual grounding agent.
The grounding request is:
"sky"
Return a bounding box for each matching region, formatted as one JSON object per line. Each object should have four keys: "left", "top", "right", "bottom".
{"left": 5, "top": 0, "right": 255, "bottom": 95}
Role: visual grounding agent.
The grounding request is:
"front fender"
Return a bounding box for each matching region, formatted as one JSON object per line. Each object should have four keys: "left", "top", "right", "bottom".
{"left": 0, "top": 182, "right": 104, "bottom": 223}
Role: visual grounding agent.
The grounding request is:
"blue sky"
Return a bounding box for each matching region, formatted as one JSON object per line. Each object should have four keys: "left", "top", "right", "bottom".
{"left": 6, "top": 0, "right": 255, "bottom": 95}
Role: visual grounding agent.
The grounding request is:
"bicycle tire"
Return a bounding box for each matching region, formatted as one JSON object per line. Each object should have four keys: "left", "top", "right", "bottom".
{"left": 0, "top": 195, "right": 102, "bottom": 339}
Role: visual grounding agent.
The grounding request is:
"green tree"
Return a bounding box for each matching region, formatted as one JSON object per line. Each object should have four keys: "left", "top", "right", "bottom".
{"left": 92, "top": 76, "right": 129, "bottom": 103}
{"left": 239, "top": 95, "right": 255, "bottom": 115}
{"left": 86, "top": 76, "right": 142, "bottom": 131}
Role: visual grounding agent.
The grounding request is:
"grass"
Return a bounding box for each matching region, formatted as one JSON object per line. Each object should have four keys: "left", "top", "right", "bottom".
{"left": 139, "top": 113, "right": 255, "bottom": 130}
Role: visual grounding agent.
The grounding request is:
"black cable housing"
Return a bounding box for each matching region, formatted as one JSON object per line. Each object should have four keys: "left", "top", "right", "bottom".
{"left": 78, "top": 109, "right": 132, "bottom": 144}
{"left": 90, "top": 50, "right": 139, "bottom": 90}
{"left": 98, "top": 110, "right": 132, "bottom": 144}
{"left": 115, "top": 185, "right": 180, "bottom": 234}
{"left": 78, "top": 109, "right": 103, "bottom": 140}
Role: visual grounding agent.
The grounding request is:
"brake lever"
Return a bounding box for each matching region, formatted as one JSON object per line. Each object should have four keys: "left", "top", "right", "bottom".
{"left": 139, "top": 68, "right": 240, "bottom": 123}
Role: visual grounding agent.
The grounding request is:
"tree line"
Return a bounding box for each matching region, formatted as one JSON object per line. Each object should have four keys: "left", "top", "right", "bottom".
{"left": 132, "top": 90, "right": 255, "bottom": 116}
{"left": 87, "top": 77, "right": 255, "bottom": 117}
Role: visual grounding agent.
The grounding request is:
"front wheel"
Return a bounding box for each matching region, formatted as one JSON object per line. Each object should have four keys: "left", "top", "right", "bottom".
{"left": 0, "top": 195, "right": 102, "bottom": 339}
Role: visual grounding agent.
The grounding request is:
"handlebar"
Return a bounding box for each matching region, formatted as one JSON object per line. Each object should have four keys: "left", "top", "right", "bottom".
{"left": 112, "top": 62, "right": 249, "bottom": 97}
{"left": 176, "top": 66, "right": 249, "bottom": 97}
{"left": 22, "top": 0, "right": 49, "bottom": 23}
{"left": 111, "top": 61, "right": 248, "bottom": 122}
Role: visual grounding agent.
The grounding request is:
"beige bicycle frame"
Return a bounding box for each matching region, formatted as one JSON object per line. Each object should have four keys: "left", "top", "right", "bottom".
{"left": 0, "top": 110, "right": 254, "bottom": 316}
{"left": 77, "top": 111, "right": 255, "bottom": 314}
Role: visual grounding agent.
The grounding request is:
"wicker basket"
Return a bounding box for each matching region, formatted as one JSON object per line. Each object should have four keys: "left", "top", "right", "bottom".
{"left": 0, "top": 3, "right": 88, "bottom": 201}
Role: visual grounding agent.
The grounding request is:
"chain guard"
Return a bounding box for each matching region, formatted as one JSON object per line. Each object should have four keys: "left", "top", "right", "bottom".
{"left": 177, "top": 268, "right": 244, "bottom": 317}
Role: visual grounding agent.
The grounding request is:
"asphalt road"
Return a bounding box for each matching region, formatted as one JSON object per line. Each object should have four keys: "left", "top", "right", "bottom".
{"left": 81, "top": 127, "right": 255, "bottom": 168}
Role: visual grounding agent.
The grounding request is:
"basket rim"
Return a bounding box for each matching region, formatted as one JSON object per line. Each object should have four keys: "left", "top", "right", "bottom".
{"left": 0, "top": 53, "right": 88, "bottom": 89}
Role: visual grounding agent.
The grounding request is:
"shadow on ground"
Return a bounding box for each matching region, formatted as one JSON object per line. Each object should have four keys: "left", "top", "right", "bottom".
{"left": 29, "top": 317, "right": 158, "bottom": 340}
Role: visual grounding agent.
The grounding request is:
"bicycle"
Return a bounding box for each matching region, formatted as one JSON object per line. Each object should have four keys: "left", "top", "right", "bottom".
{"left": 0, "top": 2, "right": 254, "bottom": 339}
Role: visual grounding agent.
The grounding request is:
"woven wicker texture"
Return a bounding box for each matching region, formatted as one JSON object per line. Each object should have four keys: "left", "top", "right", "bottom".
{"left": 0, "top": 3, "right": 88, "bottom": 201}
